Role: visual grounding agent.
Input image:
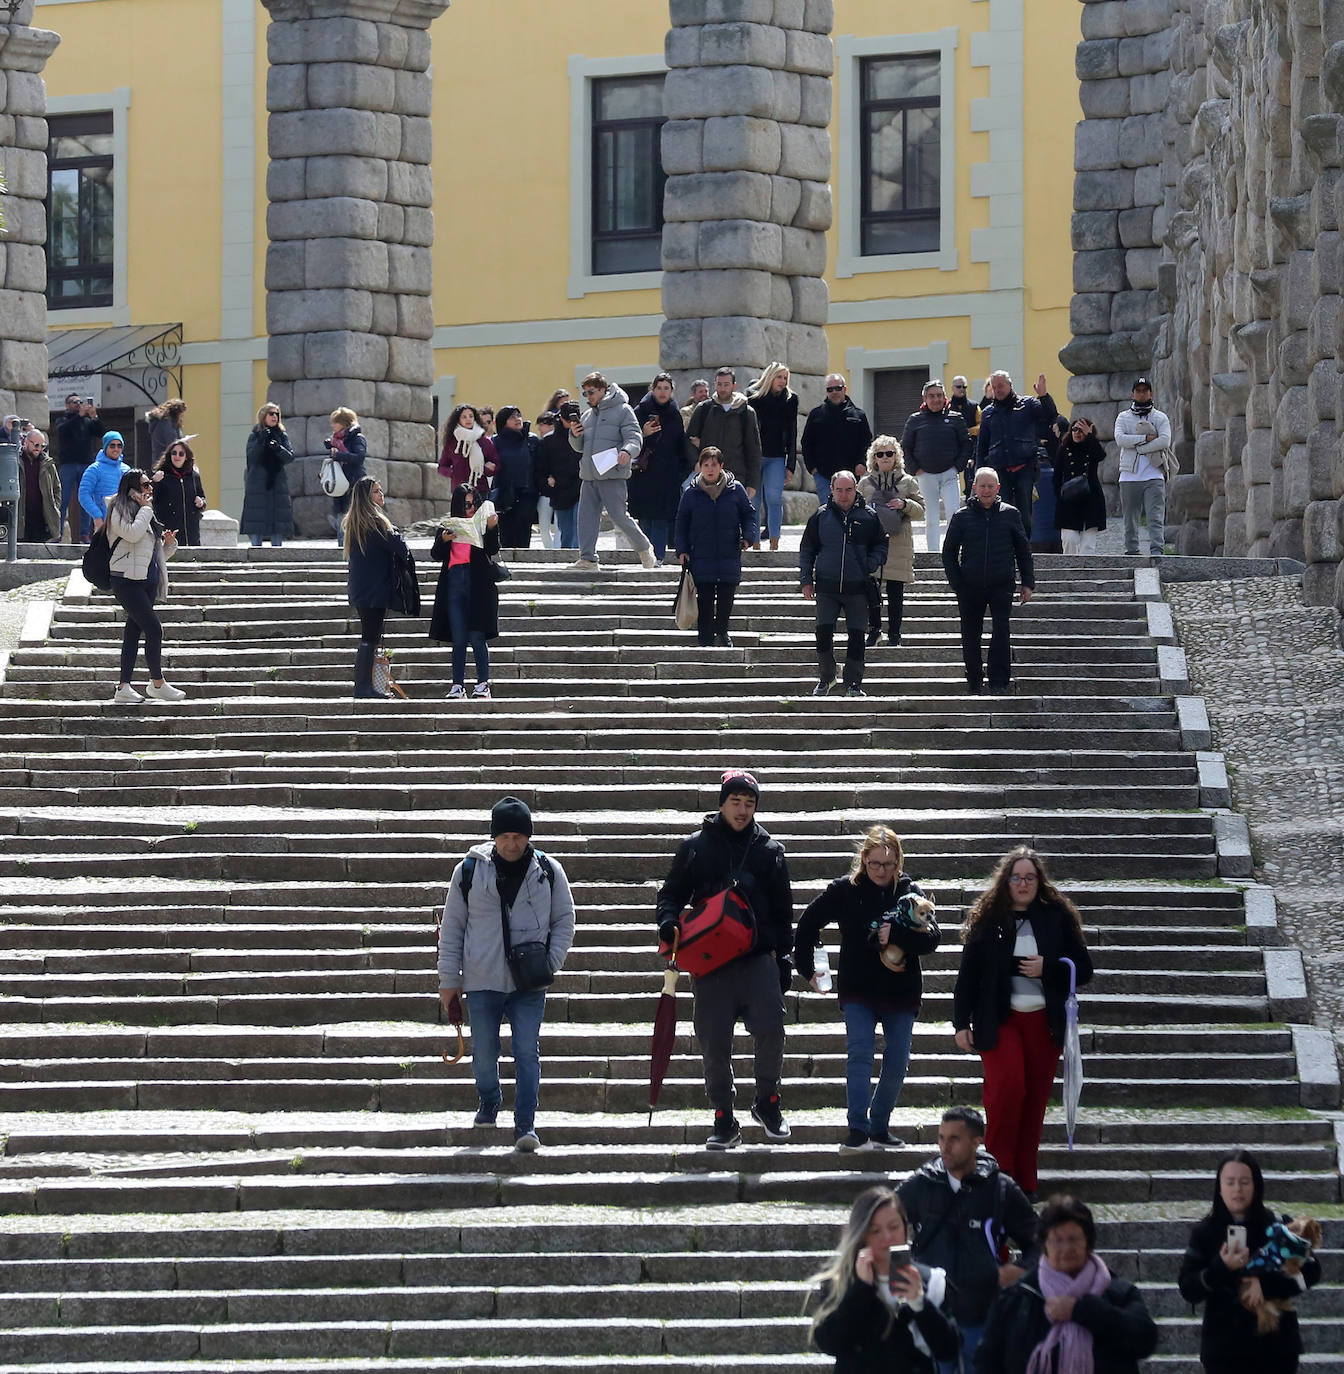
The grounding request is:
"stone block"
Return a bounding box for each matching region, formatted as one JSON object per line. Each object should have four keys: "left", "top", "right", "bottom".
{"left": 394, "top": 70, "right": 432, "bottom": 118}
{"left": 701, "top": 115, "right": 782, "bottom": 174}
{"left": 1129, "top": 70, "right": 1172, "bottom": 115}
{"left": 398, "top": 116, "right": 432, "bottom": 165}
{"left": 700, "top": 22, "right": 787, "bottom": 69}
{"left": 3, "top": 72, "right": 45, "bottom": 119}
{"left": 0, "top": 338, "right": 42, "bottom": 391}
{"left": 1081, "top": 77, "right": 1131, "bottom": 119}
{"left": 1117, "top": 206, "right": 1155, "bottom": 248}
{"left": 1224, "top": 462, "right": 1247, "bottom": 513}
{"left": 0, "top": 196, "right": 44, "bottom": 246}
{"left": 1133, "top": 163, "right": 1163, "bottom": 207}
{"left": 658, "top": 317, "right": 703, "bottom": 372}
{"left": 780, "top": 225, "right": 827, "bottom": 276}
{"left": 1283, "top": 444, "right": 1311, "bottom": 518}
{"left": 422, "top": 465, "right": 457, "bottom": 502}
{"left": 397, "top": 294, "right": 435, "bottom": 340}
{"left": 665, "top": 25, "right": 700, "bottom": 68}
{"left": 1268, "top": 515, "right": 1305, "bottom": 562}
{"left": 266, "top": 288, "right": 374, "bottom": 336}
{"left": 664, "top": 170, "right": 773, "bottom": 223}
{"left": 268, "top": 197, "right": 379, "bottom": 242}
{"left": 663, "top": 268, "right": 774, "bottom": 319}
{"left": 773, "top": 0, "right": 805, "bottom": 26}
{"left": 1073, "top": 248, "right": 1127, "bottom": 291}
{"left": 1074, "top": 168, "right": 1135, "bottom": 211}
{"left": 1246, "top": 479, "right": 1274, "bottom": 539}
{"left": 798, "top": 74, "right": 831, "bottom": 128}
{"left": 268, "top": 18, "right": 380, "bottom": 67}
{"left": 1065, "top": 374, "right": 1111, "bottom": 404}
{"left": 770, "top": 70, "right": 803, "bottom": 125}
{"left": 1275, "top": 385, "right": 1311, "bottom": 447}
{"left": 376, "top": 203, "right": 405, "bottom": 244}
{"left": 768, "top": 276, "right": 793, "bottom": 322}
{"left": 670, "top": 0, "right": 773, "bottom": 23}
{"left": 1070, "top": 293, "right": 1112, "bottom": 335}
{"left": 666, "top": 66, "right": 776, "bottom": 120}
{"left": 1075, "top": 119, "right": 1121, "bottom": 171}
{"left": 1280, "top": 329, "right": 1312, "bottom": 387}
{"left": 371, "top": 290, "right": 399, "bottom": 337}
{"left": 13, "top": 116, "right": 49, "bottom": 152}
{"left": 1119, "top": 113, "right": 1164, "bottom": 167}
{"left": 783, "top": 321, "right": 829, "bottom": 375}
{"left": 1076, "top": 40, "right": 1120, "bottom": 82}
{"left": 266, "top": 63, "right": 307, "bottom": 112}
{"left": 1125, "top": 248, "right": 1161, "bottom": 290}
{"left": 293, "top": 379, "right": 375, "bottom": 418}
{"left": 1071, "top": 211, "right": 1120, "bottom": 251}
{"left": 768, "top": 175, "right": 802, "bottom": 226}
{"left": 791, "top": 274, "right": 828, "bottom": 326}
{"left": 381, "top": 453, "right": 424, "bottom": 495}
{"left": 793, "top": 178, "right": 832, "bottom": 230}
{"left": 1111, "top": 291, "right": 1154, "bottom": 331}
{"left": 661, "top": 120, "right": 704, "bottom": 176}
{"left": 1082, "top": 1, "right": 1127, "bottom": 39}
{"left": 0, "top": 147, "right": 43, "bottom": 200}
{"left": 304, "top": 331, "right": 389, "bottom": 381}
{"left": 697, "top": 219, "right": 783, "bottom": 271}
{"left": 402, "top": 207, "right": 434, "bottom": 246}
{"left": 1285, "top": 250, "right": 1317, "bottom": 332}
{"left": 702, "top": 315, "right": 769, "bottom": 365}
{"left": 785, "top": 29, "right": 833, "bottom": 76}
{"left": 662, "top": 221, "right": 700, "bottom": 270}
{"left": 267, "top": 333, "right": 306, "bottom": 383}
{"left": 1222, "top": 510, "right": 1248, "bottom": 556}
{"left": 266, "top": 158, "right": 307, "bottom": 203}
{"left": 386, "top": 162, "right": 433, "bottom": 207}
{"left": 386, "top": 335, "right": 433, "bottom": 390}
{"left": 778, "top": 123, "right": 829, "bottom": 181}
{"left": 1309, "top": 360, "right": 1338, "bottom": 423}
{"left": 802, "top": 0, "right": 833, "bottom": 32}
{"left": 1243, "top": 426, "right": 1275, "bottom": 487}
{"left": 386, "top": 244, "right": 431, "bottom": 294}
{"left": 304, "top": 238, "right": 389, "bottom": 292}
{"left": 306, "top": 63, "right": 396, "bottom": 112}
{"left": 269, "top": 108, "right": 381, "bottom": 160}
{"left": 1194, "top": 428, "right": 1225, "bottom": 485}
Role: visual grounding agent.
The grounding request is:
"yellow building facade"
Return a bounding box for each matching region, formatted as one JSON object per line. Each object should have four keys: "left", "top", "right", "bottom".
{"left": 33, "top": 0, "right": 1080, "bottom": 512}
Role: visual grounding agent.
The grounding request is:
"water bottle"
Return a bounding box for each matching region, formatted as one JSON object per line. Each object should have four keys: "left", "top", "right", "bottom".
{"left": 814, "top": 947, "right": 832, "bottom": 993}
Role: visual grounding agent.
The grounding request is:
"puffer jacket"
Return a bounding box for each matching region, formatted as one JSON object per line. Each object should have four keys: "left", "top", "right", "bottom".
{"left": 568, "top": 383, "right": 642, "bottom": 482}
{"left": 106, "top": 498, "right": 173, "bottom": 599}
{"left": 674, "top": 473, "right": 755, "bottom": 585}
{"left": 976, "top": 392, "right": 1057, "bottom": 478}
{"left": 941, "top": 496, "right": 1034, "bottom": 593}
{"left": 78, "top": 436, "right": 130, "bottom": 523}
{"left": 686, "top": 392, "right": 763, "bottom": 490}
{"left": 437, "top": 842, "right": 577, "bottom": 994}
{"left": 901, "top": 407, "right": 971, "bottom": 476}
{"left": 799, "top": 496, "right": 888, "bottom": 594}
{"left": 801, "top": 397, "right": 874, "bottom": 479}
{"left": 859, "top": 470, "right": 924, "bottom": 583}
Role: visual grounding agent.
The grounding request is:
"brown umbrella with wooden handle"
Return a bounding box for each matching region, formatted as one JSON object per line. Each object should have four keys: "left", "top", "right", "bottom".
{"left": 441, "top": 989, "right": 466, "bottom": 1066}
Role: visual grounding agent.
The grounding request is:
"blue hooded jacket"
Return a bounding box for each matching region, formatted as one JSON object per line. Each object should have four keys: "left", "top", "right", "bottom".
{"left": 79, "top": 432, "right": 130, "bottom": 522}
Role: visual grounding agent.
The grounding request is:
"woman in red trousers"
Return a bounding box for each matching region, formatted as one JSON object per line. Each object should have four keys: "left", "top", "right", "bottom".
{"left": 951, "top": 846, "right": 1092, "bottom": 1196}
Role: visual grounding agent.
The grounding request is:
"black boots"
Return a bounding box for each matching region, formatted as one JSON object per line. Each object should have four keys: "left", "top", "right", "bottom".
{"left": 353, "top": 643, "right": 390, "bottom": 699}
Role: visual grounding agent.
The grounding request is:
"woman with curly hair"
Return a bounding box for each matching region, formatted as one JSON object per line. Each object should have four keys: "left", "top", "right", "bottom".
{"left": 858, "top": 437, "right": 925, "bottom": 647}
{"left": 809, "top": 1185, "right": 958, "bottom": 1374}
{"left": 438, "top": 403, "right": 498, "bottom": 503}
{"left": 952, "top": 846, "right": 1093, "bottom": 1194}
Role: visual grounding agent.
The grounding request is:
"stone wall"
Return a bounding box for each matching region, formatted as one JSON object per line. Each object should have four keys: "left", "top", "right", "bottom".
{"left": 261, "top": 0, "right": 449, "bottom": 536}
{"left": 1066, "top": 0, "right": 1344, "bottom": 607}
{"left": 659, "top": 0, "right": 833, "bottom": 414}
{"left": 0, "top": 3, "right": 59, "bottom": 431}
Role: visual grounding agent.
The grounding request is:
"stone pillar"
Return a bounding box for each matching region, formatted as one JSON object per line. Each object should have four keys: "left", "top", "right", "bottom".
{"left": 660, "top": 0, "right": 833, "bottom": 413}
{"left": 0, "top": 3, "right": 60, "bottom": 428}
{"left": 261, "top": 0, "right": 449, "bottom": 534}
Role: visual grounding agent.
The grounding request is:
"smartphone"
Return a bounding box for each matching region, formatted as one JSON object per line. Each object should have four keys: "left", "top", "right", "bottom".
{"left": 1226, "top": 1225, "right": 1247, "bottom": 1250}
{"left": 888, "top": 1245, "right": 911, "bottom": 1271}
{"left": 86, "top": 397, "right": 95, "bottom": 406}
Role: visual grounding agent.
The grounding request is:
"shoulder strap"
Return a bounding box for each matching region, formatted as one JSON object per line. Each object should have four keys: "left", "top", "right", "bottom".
{"left": 532, "top": 849, "right": 555, "bottom": 886}
{"left": 459, "top": 853, "right": 477, "bottom": 903}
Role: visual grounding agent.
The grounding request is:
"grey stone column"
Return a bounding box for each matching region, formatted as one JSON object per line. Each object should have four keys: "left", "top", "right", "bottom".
{"left": 0, "top": 2, "right": 60, "bottom": 428}
{"left": 660, "top": 0, "right": 833, "bottom": 413}
{"left": 261, "top": 0, "right": 448, "bottom": 534}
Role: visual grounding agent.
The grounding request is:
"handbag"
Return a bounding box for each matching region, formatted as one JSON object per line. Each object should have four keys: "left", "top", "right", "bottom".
{"left": 490, "top": 559, "right": 512, "bottom": 583}
{"left": 673, "top": 565, "right": 698, "bottom": 630}
{"left": 389, "top": 538, "right": 420, "bottom": 615}
{"left": 1059, "top": 473, "right": 1090, "bottom": 503}
{"left": 499, "top": 889, "right": 553, "bottom": 991}
{"left": 81, "top": 530, "right": 122, "bottom": 592}
{"left": 373, "top": 649, "right": 407, "bottom": 699}
{"left": 660, "top": 886, "right": 757, "bottom": 976}
{"left": 319, "top": 455, "right": 350, "bottom": 497}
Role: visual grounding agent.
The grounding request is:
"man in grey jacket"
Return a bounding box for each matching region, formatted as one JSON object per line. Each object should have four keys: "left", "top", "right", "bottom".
{"left": 686, "top": 366, "right": 764, "bottom": 523}
{"left": 438, "top": 796, "right": 576, "bottom": 1151}
{"left": 1114, "top": 376, "right": 1172, "bottom": 557}
{"left": 567, "top": 370, "right": 658, "bottom": 571}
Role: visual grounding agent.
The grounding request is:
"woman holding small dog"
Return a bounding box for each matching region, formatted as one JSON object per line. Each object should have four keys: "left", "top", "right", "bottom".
{"left": 952, "top": 846, "right": 1092, "bottom": 1196}
{"left": 1178, "top": 1150, "right": 1321, "bottom": 1373}
{"left": 794, "top": 826, "right": 940, "bottom": 1154}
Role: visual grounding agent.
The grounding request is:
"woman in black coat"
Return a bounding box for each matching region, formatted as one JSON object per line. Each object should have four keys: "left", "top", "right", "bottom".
{"left": 794, "top": 825, "right": 939, "bottom": 1152}
{"left": 952, "top": 846, "right": 1092, "bottom": 1195}
{"left": 150, "top": 439, "right": 207, "bottom": 546}
{"left": 491, "top": 406, "right": 539, "bottom": 549}
{"left": 241, "top": 404, "right": 295, "bottom": 547}
{"left": 674, "top": 447, "right": 755, "bottom": 647}
{"left": 1052, "top": 417, "right": 1107, "bottom": 555}
{"left": 534, "top": 410, "right": 582, "bottom": 550}
{"left": 630, "top": 373, "right": 692, "bottom": 562}
{"left": 429, "top": 483, "right": 501, "bottom": 701}
{"left": 344, "top": 475, "right": 411, "bottom": 700}
{"left": 1178, "top": 1150, "right": 1321, "bottom": 1374}
{"left": 977, "top": 1195, "right": 1158, "bottom": 1374}
{"left": 810, "top": 1185, "right": 958, "bottom": 1374}
{"left": 747, "top": 362, "right": 799, "bottom": 550}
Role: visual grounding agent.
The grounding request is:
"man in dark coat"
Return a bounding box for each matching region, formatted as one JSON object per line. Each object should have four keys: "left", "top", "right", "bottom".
{"left": 975, "top": 371, "right": 1058, "bottom": 537}
{"left": 800, "top": 373, "right": 873, "bottom": 507}
{"left": 54, "top": 393, "right": 103, "bottom": 542}
{"left": 942, "top": 467, "right": 1034, "bottom": 696}
{"left": 799, "top": 471, "right": 888, "bottom": 698}
{"left": 656, "top": 770, "right": 794, "bottom": 1150}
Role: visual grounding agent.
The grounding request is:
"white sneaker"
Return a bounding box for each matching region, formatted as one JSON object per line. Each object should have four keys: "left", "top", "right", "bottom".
{"left": 447, "top": 684, "right": 466, "bottom": 700}
{"left": 145, "top": 681, "right": 186, "bottom": 702}
{"left": 567, "top": 558, "right": 599, "bottom": 571}
{"left": 111, "top": 684, "right": 144, "bottom": 705}
{"left": 638, "top": 547, "right": 658, "bottom": 570}
{"left": 472, "top": 682, "right": 491, "bottom": 700}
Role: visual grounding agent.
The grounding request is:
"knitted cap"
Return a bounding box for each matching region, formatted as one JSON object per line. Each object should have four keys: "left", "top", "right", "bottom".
{"left": 490, "top": 795, "right": 533, "bottom": 837}
{"left": 719, "top": 769, "right": 760, "bottom": 805}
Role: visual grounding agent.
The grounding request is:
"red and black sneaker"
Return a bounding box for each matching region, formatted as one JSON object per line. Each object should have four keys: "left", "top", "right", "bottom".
{"left": 705, "top": 1108, "right": 742, "bottom": 1150}
{"left": 750, "top": 1094, "right": 790, "bottom": 1141}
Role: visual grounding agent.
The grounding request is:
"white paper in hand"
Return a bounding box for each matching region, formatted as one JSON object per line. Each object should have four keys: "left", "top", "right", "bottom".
{"left": 591, "top": 447, "right": 622, "bottom": 475}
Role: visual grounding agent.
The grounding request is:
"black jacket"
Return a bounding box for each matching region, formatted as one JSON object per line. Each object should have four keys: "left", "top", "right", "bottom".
{"left": 534, "top": 428, "right": 581, "bottom": 511}
{"left": 799, "top": 497, "right": 888, "bottom": 594}
{"left": 241, "top": 425, "right": 296, "bottom": 536}
{"left": 656, "top": 813, "right": 793, "bottom": 960}
{"left": 901, "top": 408, "right": 971, "bottom": 476}
{"left": 897, "top": 1153, "right": 1039, "bottom": 1328}
{"left": 976, "top": 393, "right": 1057, "bottom": 477}
{"left": 347, "top": 525, "right": 409, "bottom": 610}
{"left": 951, "top": 899, "right": 1093, "bottom": 1052}
{"left": 1051, "top": 433, "right": 1107, "bottom": 533}
{"left": 749, "top": 387, "right": 799, "bottom": 468}
{"left": 427, "top": 524, "right": 501, "bottom": 642}
{"left": 55, "top": 411, "right": 102, "bottom": 467}
{"left": 975, "top": 1263, "right": 1158, "bottom": 1374}
{"left": 802, "top": 397, "right": 873, "bottom": 479}
{"left": 948, "top": 394, "right": 980, "bottom": 434}
{"left": 813, "top": 1267, "right": 959, "bottom": 1374}
{"left": 630, "top": 392, "right": 692, "bottom": 524}
{"left": 942, "top": 497, "right": 1034, "bottom": 593}
{"left": 1178, "top": 1210, "right": 1321, "bottom": 1371}
{"left": 491, "top": 428, "right": 537, "bottom": 513}
{"left": 151, "top": 464, "right": 206, "bottom": 546}
{"left": 794, "top": 871, "right": 938, "bottom": 1008}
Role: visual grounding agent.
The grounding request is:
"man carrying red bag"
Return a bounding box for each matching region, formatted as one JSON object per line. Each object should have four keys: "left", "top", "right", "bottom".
{"left": 656, "top": 769, "right": 795, "bottom": 1149}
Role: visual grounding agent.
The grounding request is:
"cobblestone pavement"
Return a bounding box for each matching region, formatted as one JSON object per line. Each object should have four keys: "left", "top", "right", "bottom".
{"left": 0, "top": 577, "right": 66, "bottom": 656}
{"left": 1166, "top": 575, "right": 1344, "bottom": 1055}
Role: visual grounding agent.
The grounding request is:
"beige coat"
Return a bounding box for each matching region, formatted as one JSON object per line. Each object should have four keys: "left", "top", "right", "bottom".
{"left": 106, "top": 497, "right": 174, "bottom": 599}
{"left": 859, "top": 470, "right": 924, "bottom": 583}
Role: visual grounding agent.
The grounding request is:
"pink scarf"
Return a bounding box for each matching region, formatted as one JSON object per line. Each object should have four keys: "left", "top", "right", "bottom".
{"left": 1025, "top": 1254, "right": 1111, "bottom": 1374}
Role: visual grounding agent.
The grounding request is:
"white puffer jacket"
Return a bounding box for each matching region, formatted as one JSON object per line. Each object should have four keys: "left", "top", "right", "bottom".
{"left": 106, "top": 497, "right": 173, "bottom": 598}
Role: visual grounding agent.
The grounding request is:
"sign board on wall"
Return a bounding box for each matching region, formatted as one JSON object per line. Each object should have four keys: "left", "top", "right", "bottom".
{"left": 46, "top": 377, "right": 102, "bottom": 413}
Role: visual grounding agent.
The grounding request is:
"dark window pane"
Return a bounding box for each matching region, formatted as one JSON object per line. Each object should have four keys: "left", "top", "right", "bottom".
{"left": 864, "top": 55, "right": 940, "bottom": 103}
{"left": 905, "top": 108, "right": 940, "bottom": 209}
{"left": 594, "top": 235, "right": 661, "bottom": 274}
{"left": 860, "top": 53, "right": 941, "bottom": 258}
{"left": 592, "top": 74, "right": 666, "bottom": 277}
{"left": 862, "top": 215, "right": 939, "bottom": 257}
{"left": 866, "top": 109, "right": 905, "bottom": 212}
{"left": 47, "top": 113, "right": 116, "bottom": 309}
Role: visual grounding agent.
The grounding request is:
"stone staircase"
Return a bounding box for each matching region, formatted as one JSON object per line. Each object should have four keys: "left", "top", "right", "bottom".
{"left": 0, "top": 545, "right": 1336, "bottom": 1371}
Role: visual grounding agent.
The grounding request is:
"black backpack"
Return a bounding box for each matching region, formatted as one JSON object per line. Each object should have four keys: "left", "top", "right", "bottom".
{"left": 81, "top": 529, "right": 122, "bottom": 592}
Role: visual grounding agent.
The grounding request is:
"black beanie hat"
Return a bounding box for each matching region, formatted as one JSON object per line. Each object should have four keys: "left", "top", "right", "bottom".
{"left": 719, "top": 769, "right": 760, "bottom": 805}
{"left": 490, "top": 795, "right": 533, "bottom": 837}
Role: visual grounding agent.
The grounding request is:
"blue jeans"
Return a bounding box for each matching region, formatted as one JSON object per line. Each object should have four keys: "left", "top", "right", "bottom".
{"left": 447, "top": 569, "right": 489, "bottom": 686}
{"left": 811, "top": 471, "right": 831, "bottom": 508}
{"left": 465, "top": 987, "right": 547, "bottom": 1135}
{"left": 842, "top": 1001, "right": 916, "bottom": 1133}
{"left": 939, "top": 1321, "right": 984, "bottom": 1374}
{"left": 554, "top": 505, "right": 578, "bottom": 549}
{"left": 760, "top": 456, "right": 787, "bottom": 540}
{"left": 59, "top": 462, "right": 91, "bottom": 540}
{"left": 637, "top": 517, "right": 670, "bottom": 562}
{"left": 250, "top": 535, "right": 283, "bottom": 547}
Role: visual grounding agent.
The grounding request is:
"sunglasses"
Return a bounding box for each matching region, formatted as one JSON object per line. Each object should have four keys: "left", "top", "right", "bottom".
{"left": 873, "top": 449, "right": 897, "bottom": 458}
{"left": 826, "top": 385, "right": 845, "bottom": 393}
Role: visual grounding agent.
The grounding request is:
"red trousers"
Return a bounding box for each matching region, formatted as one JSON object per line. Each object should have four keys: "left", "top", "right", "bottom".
{"left": 980, "top": 1009, "right": 1058, "bottom": 1192}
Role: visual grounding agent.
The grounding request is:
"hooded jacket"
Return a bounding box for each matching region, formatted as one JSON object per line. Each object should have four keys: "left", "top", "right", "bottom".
{"left": 896, "top": 1151, "right": 1039, "bottom": 1328}
{"left": 568, "top": 383, "right": 643, "bottom": 482}
{"left": 674, "top": 471, "right": 755, "bottom": 585}
{"left": 901, "top": 406, "right": 972, "bottom": 476}
{"left": 687, "top": 392, "right": 763, "bottom": 491}
{"left": 801, "top": 396, "right": 874, "bottom": 479}
{"left": 438, "top": 841, "right": 576, "bottom": 994}
{"left": 106, "top": 496, "right": 174, "bottom": 598}
{"left": 491, "top": 426, "right": 537, "bottom": 513}
{"left": 799, "top": 494, "right": 888, "bottom": 594}
{"left": 655, "top": 812, "right": 793, "bottom": 961}
{"left": 941, "top": 496, "right": 1034, "bottom": 594}
{"left": 976, "top": 392, "right": 1057, "bottom": 478}
{"left": 78, "top": 433, "right": 130, "bottom": 523}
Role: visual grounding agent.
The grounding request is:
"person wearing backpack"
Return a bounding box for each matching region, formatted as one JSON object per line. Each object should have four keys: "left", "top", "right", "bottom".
{"left": 437, "top": 796, "right": 576, "bottom": 1152}
{"left": 655, "top": 769, "right": 795, "bottom": 1149}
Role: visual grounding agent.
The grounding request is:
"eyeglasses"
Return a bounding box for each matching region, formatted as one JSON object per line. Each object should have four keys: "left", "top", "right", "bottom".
{"left": 581, "top": 388, "right": 601, "bottom": 396}
{"left": 826, "top": 385, "right": 845, "bottom": 393}
{"left": 865, "top": 858, "right": 897, "bottom": 870}
{"left": 1008, "top": 873, "right": 1038, "bottom": 884}
{"left": 953, "top": 384, "right": 967, "bottom": 390}
{"left": 873, "top": 450, "right": 897, "bottom": 458}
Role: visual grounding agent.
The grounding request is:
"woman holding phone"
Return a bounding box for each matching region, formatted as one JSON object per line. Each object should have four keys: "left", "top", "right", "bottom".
{"left": 810, "top": 1185, "right": 958, "bottom": 1373}
{"left": 1178, "top": 1150, "right": 1321, "bottom": 1373}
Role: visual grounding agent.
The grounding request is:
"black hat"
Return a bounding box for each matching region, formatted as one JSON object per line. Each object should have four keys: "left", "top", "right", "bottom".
{"left": 490, "top": 795, "right": 533, "bottom": 837}
{"left": 1133, "top": 377, "right": 1152, "bottom": 390}
{"left": 719, "top": 769, "right": 760, "bottom": 805}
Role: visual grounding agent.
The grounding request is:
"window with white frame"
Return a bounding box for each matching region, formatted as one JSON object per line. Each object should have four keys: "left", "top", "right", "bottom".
{"left": 860, "top": 54, "right": 940, "bottom": 258}
{"left": 591, "top": 74, "right": 666, "bottom": 276}
{"left": 47, "top": 112, "right": 115, "bottom": 310}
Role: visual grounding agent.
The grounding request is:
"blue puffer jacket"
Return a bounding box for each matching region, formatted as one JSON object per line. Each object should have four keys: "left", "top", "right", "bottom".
{"left": 78, "top": 434, "right": 130, "bottom": 522}
{"left": 976, "top": 391, "right": 1058, "bottom": 477}
{"left": 798, "top": 496, "right": 888, "bottom": 594}
{"left": 674, "top": 474, "right": 755, "bottom": 585}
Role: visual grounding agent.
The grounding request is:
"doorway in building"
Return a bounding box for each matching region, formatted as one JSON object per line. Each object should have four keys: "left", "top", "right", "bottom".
{"left": 870, "top": 368, "right": 929, "bottom": 439}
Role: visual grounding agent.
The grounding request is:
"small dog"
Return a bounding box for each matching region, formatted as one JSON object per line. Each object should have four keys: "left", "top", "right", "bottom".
{"left": 1241, "top": 1215, "right": 1322, "bottom": 1334}
{"left": 873, "top": 893, "right": 937, "bottom": 973}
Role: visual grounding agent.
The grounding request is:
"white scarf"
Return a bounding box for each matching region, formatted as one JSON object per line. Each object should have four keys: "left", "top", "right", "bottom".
{"left": 454, "top": 423, "right": 486, "bottom": 480}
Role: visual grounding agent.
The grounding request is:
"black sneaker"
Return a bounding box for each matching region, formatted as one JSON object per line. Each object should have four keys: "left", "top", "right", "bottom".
{"left": 706, "top": 1109, "right": 742, "bottom": 1150}
{"left": 845, "top": 685, "right": 867, "bottom": 698}
{"left": 865, "top": 626, "right": 881, "bottom": 647}
{"left": 868, "top": 1129, "right": 904, "bottom": 1148}
{"left": 750, "top": 1094, "right": 790, "bottom": 1140}
{"left": 839, "top": 1129, "right": 871, "bottom": 1155}
{"left": 987, "top": 683, "right": 1012, "bottom": 696}
{"left": 473, "top": 1100, "right": 500, "bottom": 1126}
{"left": 716, "top": 634, "right": 734, "bottom": 648}
{"left": 813, "top": 678, "right": 835, "bottom": 697}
